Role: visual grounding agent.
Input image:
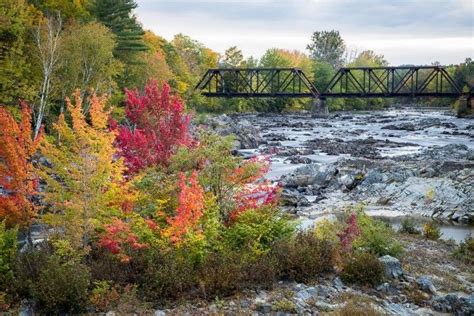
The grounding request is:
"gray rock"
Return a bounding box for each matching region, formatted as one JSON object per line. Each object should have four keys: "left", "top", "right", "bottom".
{"left": 280, "top": 189, "right": 311, "bottom": 207}
{"left": 154, "top": 310, "right": 166, "bottom": 316}
{"left": 295, "top": 289, "right": 312, "bottom": 302}
{"left": 417, "top": 276, "right": 437, "bottom": 295}
{"left": 256, "top": 303, "right": 272, "bottom": 314}
{"left": 333, "top": 276, "right": 344, "bottom": 290}
{"left": 378, "top": 255, "right": 403, "bottom": 279}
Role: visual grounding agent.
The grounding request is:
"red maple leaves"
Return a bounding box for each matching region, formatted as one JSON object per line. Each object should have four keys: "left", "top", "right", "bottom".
{"left": 114, "top": 81, "right": 192, "bottom": 174}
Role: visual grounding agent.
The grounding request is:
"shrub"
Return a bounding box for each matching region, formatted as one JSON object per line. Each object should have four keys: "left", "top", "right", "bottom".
{"left": 335, "top": 296, "right": 380, "bottom": 316}
{"left": 423, "top": 222, "right": 442, "bottom": 240}
{"left": 89, "top": 281, "right": 120, "bottom": 312}
{"left": 223, "top": 206, "right": 294, "bottom": 255}
{"left": 0, "top": 222, "right": 17, "bottom": 311}
{"left": 314, "top": 218, "right": 343, "bottom": 243}
{"left": 198, "top": 250, "right": 278, "bottom": 298}
{"left": 272, "top": 298, "right": 297, "bottom": 313}
{"left": 399, "top": 217, "right": 421, "bottom": 234}
{"left": 340, "top": 251, "right": 384, "bottom": 286}
{"left": 31, "top": 256, "right": 90, "bottom": 314}
{"left": 14, "top": 240, "right": 90, "bottom": 314}
{"left": 452, "top": 236, "right": 474, "bottom": 265}
{"left": 139, "top": 248, "right": 196, "bottom": 302}
{"left": 274, "top": 230, "right": 336, "bottom": 282}
{"left": 353, "top": 212, "right": 403, "bottom": 258}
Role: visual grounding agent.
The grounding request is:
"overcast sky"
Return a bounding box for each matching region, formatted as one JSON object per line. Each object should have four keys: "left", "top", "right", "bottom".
{"left": 136, "top": 0, "right": 473, "bottom": 65}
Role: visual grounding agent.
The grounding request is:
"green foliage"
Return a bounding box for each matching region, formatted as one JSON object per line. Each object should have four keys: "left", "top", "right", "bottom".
{"left": 15, "top": 239, "right": 90, "bottom": 314}
{"left": 93, "top": 0, "right": 146, "bottom": 56}
{"left": 31, "top": 255, "right": 90, "bottom": 313}
{"left": 274, "top": 230, "right": 335, "bottom": 282}
{"left": 59, "top": 21, "right": 122, "bottom": 97}
{"left": 353, "top": 211, "right": 403, "bottom": 257}
{"left": 314, "top": 218, "right": 343, "bottom": 243}
{"left": 224, "top": 206, "right": 295, "bottom": 255}
{"left": 423, "top": 222, "right": 442, "bottom": 240}
{"left": 272, "top": 298, "right": 297, "bottom": 313}
{"left": 399, "top": 218, "right": 421, "bottom": 235}
{"left": 307, "top": 30, "right": 345, "bottom": 68}
{"left": 222, "top": 46, "right": 244, "bottom": 68}
{"left": 0, "top": 0, "right": 39, "bottom": 105}
{"left": 341, "top": 251, "right": 384, "bottom": 286}
{"left": 452, "top": 236, "right": 474, "bottom": 265}
{"left": 89, "top": 280, "right": 120, "bottom": 312}
{"left": 0, "top": 222, "right": 17, "bottom": 308}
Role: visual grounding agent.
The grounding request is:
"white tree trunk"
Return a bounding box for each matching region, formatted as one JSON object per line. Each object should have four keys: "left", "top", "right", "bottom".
{"left": 33, "top": 13, "right": 62, "bottom": 139}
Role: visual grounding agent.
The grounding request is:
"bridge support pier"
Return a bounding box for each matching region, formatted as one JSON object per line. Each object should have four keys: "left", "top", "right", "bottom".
{"left": 311, "top": 98, "right": 329, "bottom": 118}
{"left": 456, "top": 96, "right": 473, "bottom": 117}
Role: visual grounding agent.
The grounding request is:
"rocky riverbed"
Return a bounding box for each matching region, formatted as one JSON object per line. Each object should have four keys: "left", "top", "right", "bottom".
{"left": 153, "top": 108, "right": 474, "bottom": 315}
{"left": 207, "top": 109, "right": 474, "bottom": 226}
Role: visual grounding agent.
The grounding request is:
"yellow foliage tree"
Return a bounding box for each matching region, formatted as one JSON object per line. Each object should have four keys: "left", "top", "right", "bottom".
{"left": 38, "top": 91, "right": 134, "bottom": 248}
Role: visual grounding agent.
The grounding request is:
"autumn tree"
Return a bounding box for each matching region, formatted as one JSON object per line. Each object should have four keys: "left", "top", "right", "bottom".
{"left": 0, "top": 103, "right": 41, "bottom": 227}
{"left": 39, "top": 91, "right": 133, "bottom": 249}
{"left": 114, "top": 82, "right": 192, "bottom": 174}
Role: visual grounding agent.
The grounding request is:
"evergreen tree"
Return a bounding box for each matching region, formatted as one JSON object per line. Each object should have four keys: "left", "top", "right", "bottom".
{"left": 93, "top": 0, "right": 147, "bottom": 57}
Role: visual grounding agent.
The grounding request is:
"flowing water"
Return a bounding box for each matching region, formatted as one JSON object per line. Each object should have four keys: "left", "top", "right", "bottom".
{"left": 239, "top": 109, "right": 474, "bottom": 243}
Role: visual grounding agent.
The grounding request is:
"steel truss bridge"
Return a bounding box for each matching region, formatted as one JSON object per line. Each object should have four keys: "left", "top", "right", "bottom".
{"left": 195, "top": 66, "right": 472, "bottom": 100}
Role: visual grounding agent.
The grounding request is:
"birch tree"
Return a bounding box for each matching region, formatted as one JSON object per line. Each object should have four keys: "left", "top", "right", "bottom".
{"left": 33, "top": 13, "right": 62, "bottom": 139}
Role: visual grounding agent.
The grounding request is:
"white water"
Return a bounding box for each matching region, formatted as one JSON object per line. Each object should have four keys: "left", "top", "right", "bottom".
{"left": 240, "top": 109, "right": 474, "bottom": 242}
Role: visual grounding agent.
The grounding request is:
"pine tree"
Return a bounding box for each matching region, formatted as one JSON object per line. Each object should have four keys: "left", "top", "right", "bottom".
{"left": 93, "top": 0, "right": 147, "bottom": 57}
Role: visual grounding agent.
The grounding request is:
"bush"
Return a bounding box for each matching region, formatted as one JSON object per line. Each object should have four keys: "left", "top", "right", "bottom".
{"left": 31, "top": 257, "right": 90, "bottom": 313}
{"left": 423, "top": 222, "right": 442, "bottom": 240}
{"left": 138, "top": 247, "right": 197, "bottom": 302}
{"left": 14, "top": 240, "right": 90, "bottom": 314}
{"left": 89, "top": 281, "right": 120, "bottom": 312}
{"left": 453, "top": 236, "right": 474, "bottom": 265}
{"left": 198, "top": 250, "right": 278, "bottom": 298}
{"left": 335, "top": 297, "right": 380, "bottom": 316}
{"left": 399, "top": 217, "right": 421, "bottom": 234}
{"left": 274, "top": 231, "right": 336, "bottom": 282}
{"left": 353, "top": 212, "right": 403, "bottom": 258}
{"left": 223, "top": 206, "right": 295, "bottom": 255}
{"left": 0, "top": 222, "right": 17, "bottom": 310}
{"left": 340, "top": 251, "right": 384, "bottom": 286}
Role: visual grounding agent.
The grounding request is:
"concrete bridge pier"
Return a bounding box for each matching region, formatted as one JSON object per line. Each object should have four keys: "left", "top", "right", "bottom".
{"left": 311, "top": 98, "right": 329, "bottom": 118}
{"left": 456, "top": 96, "right": 473, "bottom": 117}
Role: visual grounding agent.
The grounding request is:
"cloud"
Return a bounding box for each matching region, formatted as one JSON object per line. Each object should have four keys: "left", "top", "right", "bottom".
{"left": 136, "top": 0, "right": 474, "bottom": 65}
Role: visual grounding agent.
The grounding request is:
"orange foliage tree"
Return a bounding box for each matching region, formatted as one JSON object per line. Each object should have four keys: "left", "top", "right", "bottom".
{"left": 0, "top": 102, "right": 41, "bottom": 227}
{"left": 164, "top": 171, "right": 206, "bottom": 244}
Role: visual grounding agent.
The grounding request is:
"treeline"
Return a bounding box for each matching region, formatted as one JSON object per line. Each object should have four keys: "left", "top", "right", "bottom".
{"left": 1, "top": 0, "right": 473, "bottom": 130}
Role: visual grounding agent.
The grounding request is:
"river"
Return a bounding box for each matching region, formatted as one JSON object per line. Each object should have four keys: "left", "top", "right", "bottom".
{"left": 235, "top": 108, "right": 473, "bottom": 243}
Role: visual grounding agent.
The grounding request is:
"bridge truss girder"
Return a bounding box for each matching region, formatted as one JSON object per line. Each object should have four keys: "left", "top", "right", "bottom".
{"left": 195, "top": 68, "right": 319, "bottom": 98}
{"left": 321, "top": 66, "right": 463, "bottom": 98}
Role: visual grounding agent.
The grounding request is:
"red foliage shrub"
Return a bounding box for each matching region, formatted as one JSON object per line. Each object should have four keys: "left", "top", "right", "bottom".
{"left": 114, "top": 82, "right": 192, "bottom": 173}
{"left": 165, "top": 171, "right": 205, "bottom": 243}
{"left": 337, "top": 213, "right": 361, "bottom": 252}
{"left": 99, "top": 218, "right": 149, "bottom": 263}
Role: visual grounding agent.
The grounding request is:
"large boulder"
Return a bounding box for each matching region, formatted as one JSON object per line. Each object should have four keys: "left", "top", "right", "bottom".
{"left": 206, "top": 115, "right": 264, "bottom": 149}
{"left": 378, "top": 255, "right": 403, "bottom": 279}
